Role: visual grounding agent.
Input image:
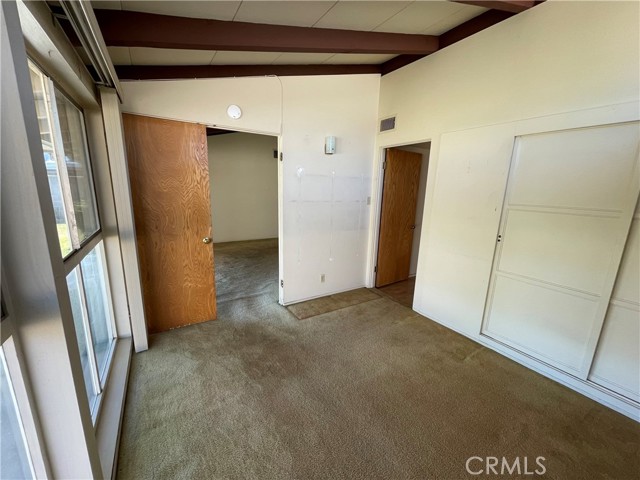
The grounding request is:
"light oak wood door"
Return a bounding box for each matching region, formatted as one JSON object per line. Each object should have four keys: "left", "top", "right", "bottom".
{"left": 376, "top": 148, "right": 422, "bottom": 287}
{"left": 123, "top": 114, "right": 216, "bottom": 333}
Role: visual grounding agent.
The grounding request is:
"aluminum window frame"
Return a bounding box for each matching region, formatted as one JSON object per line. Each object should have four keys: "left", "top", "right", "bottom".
{"left": 28, "top": 60, "right": 118, "bottom": 423}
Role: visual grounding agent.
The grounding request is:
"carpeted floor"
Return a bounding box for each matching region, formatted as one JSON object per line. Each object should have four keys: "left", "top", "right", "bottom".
{"left": 213, "top": 238, "right": 279, "bottom": 304}
{"left": 117, "top": 239, "right": 639, "bottom": 480}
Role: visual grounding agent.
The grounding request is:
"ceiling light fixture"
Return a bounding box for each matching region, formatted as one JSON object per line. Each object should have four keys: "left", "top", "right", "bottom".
{"left": 227, "top": 104, "right": 242, "bottom": 119}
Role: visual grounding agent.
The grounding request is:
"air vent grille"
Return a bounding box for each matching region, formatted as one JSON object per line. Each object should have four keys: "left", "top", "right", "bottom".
{"left": 380, "top": 116, "right": 396, "bottom": 132}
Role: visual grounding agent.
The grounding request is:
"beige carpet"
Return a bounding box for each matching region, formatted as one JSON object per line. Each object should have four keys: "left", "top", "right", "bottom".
{"left": 117, "top": 241, "right": 639, "bottom": 480}
{"left": 288, "top": 288, "right": 380, "bottom": 319}
{"left": 213, "top": 238, "right": 279, "bottom": 304}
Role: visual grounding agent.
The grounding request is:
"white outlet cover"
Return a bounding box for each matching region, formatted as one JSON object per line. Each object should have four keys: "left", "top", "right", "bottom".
{"left": 227, "top": 104, "right": 242, "bottom": 119}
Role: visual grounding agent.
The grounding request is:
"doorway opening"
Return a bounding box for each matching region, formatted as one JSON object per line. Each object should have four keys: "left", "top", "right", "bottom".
{"left": 206, "top": 128, "right": 280, "bottom": 307}
{"left": 374, "top": 142, "right": 431, "bottom": 308}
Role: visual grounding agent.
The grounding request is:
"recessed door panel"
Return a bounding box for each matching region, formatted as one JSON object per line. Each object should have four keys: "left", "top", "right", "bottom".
{"left": 486, "top": 275, "right": 599, "bottom": 372}
{"left": 498, "top": 210, "right": 618, "bottom": 294}
{"left": 589, "top": 304, "right": 640, "bottom": 401}
{"left": 589, "top": 198, "right": 639, "bottom": 401}
{"left": 509, "top": 123, "right": 638, "bottom": 211}
{"left": 610, "top": 215, "right": 640, "bottom": 304}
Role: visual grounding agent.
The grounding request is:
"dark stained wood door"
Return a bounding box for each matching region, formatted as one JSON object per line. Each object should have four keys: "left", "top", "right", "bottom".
{"left": 123, "top": 114, "right": 216, "bottom": 333}
{"left": 376, "top": 148, "right": 422, "bottom": 287}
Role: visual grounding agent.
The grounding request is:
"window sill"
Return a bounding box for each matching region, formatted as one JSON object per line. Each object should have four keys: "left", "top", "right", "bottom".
{"left": 95, "top": 337, "right": 132, "bottom": 479}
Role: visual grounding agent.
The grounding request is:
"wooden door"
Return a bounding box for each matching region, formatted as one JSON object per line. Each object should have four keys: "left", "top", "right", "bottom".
{"left": 376, "top": 148, "right": 422, "bottom": 287}
{"left": 123, "top": 114, "right": 216, "bottom": 333}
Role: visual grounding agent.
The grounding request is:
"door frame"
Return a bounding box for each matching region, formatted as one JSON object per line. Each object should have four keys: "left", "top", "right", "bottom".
{"left": 205, "top": 124, "right": 285, "bottom": 305}
{"left": 366, "top": 138, "right": 432, "bottom": 290}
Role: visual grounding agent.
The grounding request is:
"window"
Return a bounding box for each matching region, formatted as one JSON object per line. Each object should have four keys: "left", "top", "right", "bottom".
{"left": 0, "top": 292, "right": 46, "bottom": 480}
{"left": 28, "top": 62, "right": 116, "bottom": 419}
{"left": 29, "top": 64, "right": 99, "bottom": 257}
{"left": 0, "top": 349, "right": 34, "bottom": 479}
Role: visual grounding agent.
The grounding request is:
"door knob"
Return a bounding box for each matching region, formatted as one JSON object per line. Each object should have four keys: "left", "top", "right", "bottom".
{"left": 202, "top": 237, "right": 212, "bottom": 244}
{"left": 409, "top": 225, "right": 416, "bottom": 230}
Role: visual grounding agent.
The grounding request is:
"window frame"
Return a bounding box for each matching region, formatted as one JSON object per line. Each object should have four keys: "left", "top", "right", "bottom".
{"left": 0, "top": 283, "right": 51, "bottom": 479}
{"left": 28, "top": 59, "right": 119, "bottom": 424}
{"left": 28, "top": 59, "right": 102, "bottom": 260}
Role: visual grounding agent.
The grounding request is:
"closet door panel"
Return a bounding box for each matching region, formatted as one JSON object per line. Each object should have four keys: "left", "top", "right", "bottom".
{"left": 486, "top": 275, "right": 599, "bottom": 373}
{"left": 482, "top": 122, "right": 639, "bottom": 378}
{"left": 589, "top": 200, "right": 639, "bottom": 401}
{"left": 610, "top": 215, "right": 640, "bottom": 304}
{"left": 589, "top": 305, "right": 639, "bottom": 401}
{"left": 498, "top": 210, "right": 618, "bottom": 294}
{"left": 508, "top": 123, "right": 638, "bottom": 211}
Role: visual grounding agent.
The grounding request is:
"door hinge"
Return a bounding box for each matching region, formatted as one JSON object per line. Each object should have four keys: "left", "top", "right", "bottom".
{"left": 280, "top": 279, "right": 284, "bottom": 288}
{"left": 280, "top": 152, "right": 283, "bottom": 162}
{"left": 374, "top": 266, "right": 377, "bottom": 273}
{"left": 382, "top": 160, "right": 386, "bottom": 170}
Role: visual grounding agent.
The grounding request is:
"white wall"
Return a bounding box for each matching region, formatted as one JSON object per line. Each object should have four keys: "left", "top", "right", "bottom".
{"left": 378, "top": 1, "right": 639, "bottom": 147}
{"left": 376, "top": 0, "right": 640, "bottom": 417}
{"left": 378, "top": 0, "right": 639, "bottom": 325}
{"left": 208, "top": 133, "right": 278, "bottom": 243}
{"left": 120, "top": 74, "right": 380, "bottom": 304}
{"left": 119, "top": 76, "right": 282, "bottom": 135}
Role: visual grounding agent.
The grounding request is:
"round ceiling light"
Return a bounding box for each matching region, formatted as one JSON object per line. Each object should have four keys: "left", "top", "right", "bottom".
{"left": 226, "top": 104, "right": 242, "bottom": 119}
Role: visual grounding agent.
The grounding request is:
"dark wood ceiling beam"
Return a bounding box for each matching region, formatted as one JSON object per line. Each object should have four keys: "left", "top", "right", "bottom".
{"left": 451, "top": 1, "right": 534, "bottom": 13}
{"left": 93, "top": 9, "right": 439, "bottom": 55}
{"left": 380, "top": 9, "right": 514, "bottom": 75}
{"left": 115, "top": 64, "right": 382, "bottom": 81}
{"left": 439, "top": 9, "right": 514, "bottom": 48}
{"left": 380, "top": 55, "right": 428, "bottom": 76}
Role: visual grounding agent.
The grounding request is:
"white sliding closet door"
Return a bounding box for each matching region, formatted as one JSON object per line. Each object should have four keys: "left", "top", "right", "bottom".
{"left": 482, "top": 122, "right": 640, "bottom": 378}
{"left": 589, "top": 197, "right": 640, "bottom": 401}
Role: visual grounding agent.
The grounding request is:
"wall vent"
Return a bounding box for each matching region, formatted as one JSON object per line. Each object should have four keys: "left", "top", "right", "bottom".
{"left": 379, "top": 116, "right": 396, "bottom": 132}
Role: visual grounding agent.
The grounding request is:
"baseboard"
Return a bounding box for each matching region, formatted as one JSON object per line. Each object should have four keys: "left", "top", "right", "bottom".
{"left": 413, "top": 306, "right": 640, "bottom": 422}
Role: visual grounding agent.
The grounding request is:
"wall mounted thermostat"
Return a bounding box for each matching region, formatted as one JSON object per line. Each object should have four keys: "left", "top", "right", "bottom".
{"left": 324, "top": 136, "right": 336, "bottom": 154}
{"left": 227, "top": 104, "right": 242, "bottom": 119}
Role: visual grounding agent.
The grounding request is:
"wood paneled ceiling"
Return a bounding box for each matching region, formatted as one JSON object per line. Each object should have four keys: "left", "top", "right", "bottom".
{"left": 65, "top": 1, "right": 540, "bottom": 80}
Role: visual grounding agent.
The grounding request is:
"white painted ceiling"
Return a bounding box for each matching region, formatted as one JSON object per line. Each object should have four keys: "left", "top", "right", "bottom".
{"left": 90, "top": 0, "right": 488, "bottom": 66}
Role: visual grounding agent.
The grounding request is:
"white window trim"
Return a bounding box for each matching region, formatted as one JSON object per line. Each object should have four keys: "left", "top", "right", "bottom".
{"left": 1, "top": 284, "right": 52, "bottom": 479}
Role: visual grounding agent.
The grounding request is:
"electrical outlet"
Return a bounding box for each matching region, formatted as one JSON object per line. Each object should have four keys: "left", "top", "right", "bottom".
{"left": 320, "top": 274, "right": 326, "bottom": 283}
